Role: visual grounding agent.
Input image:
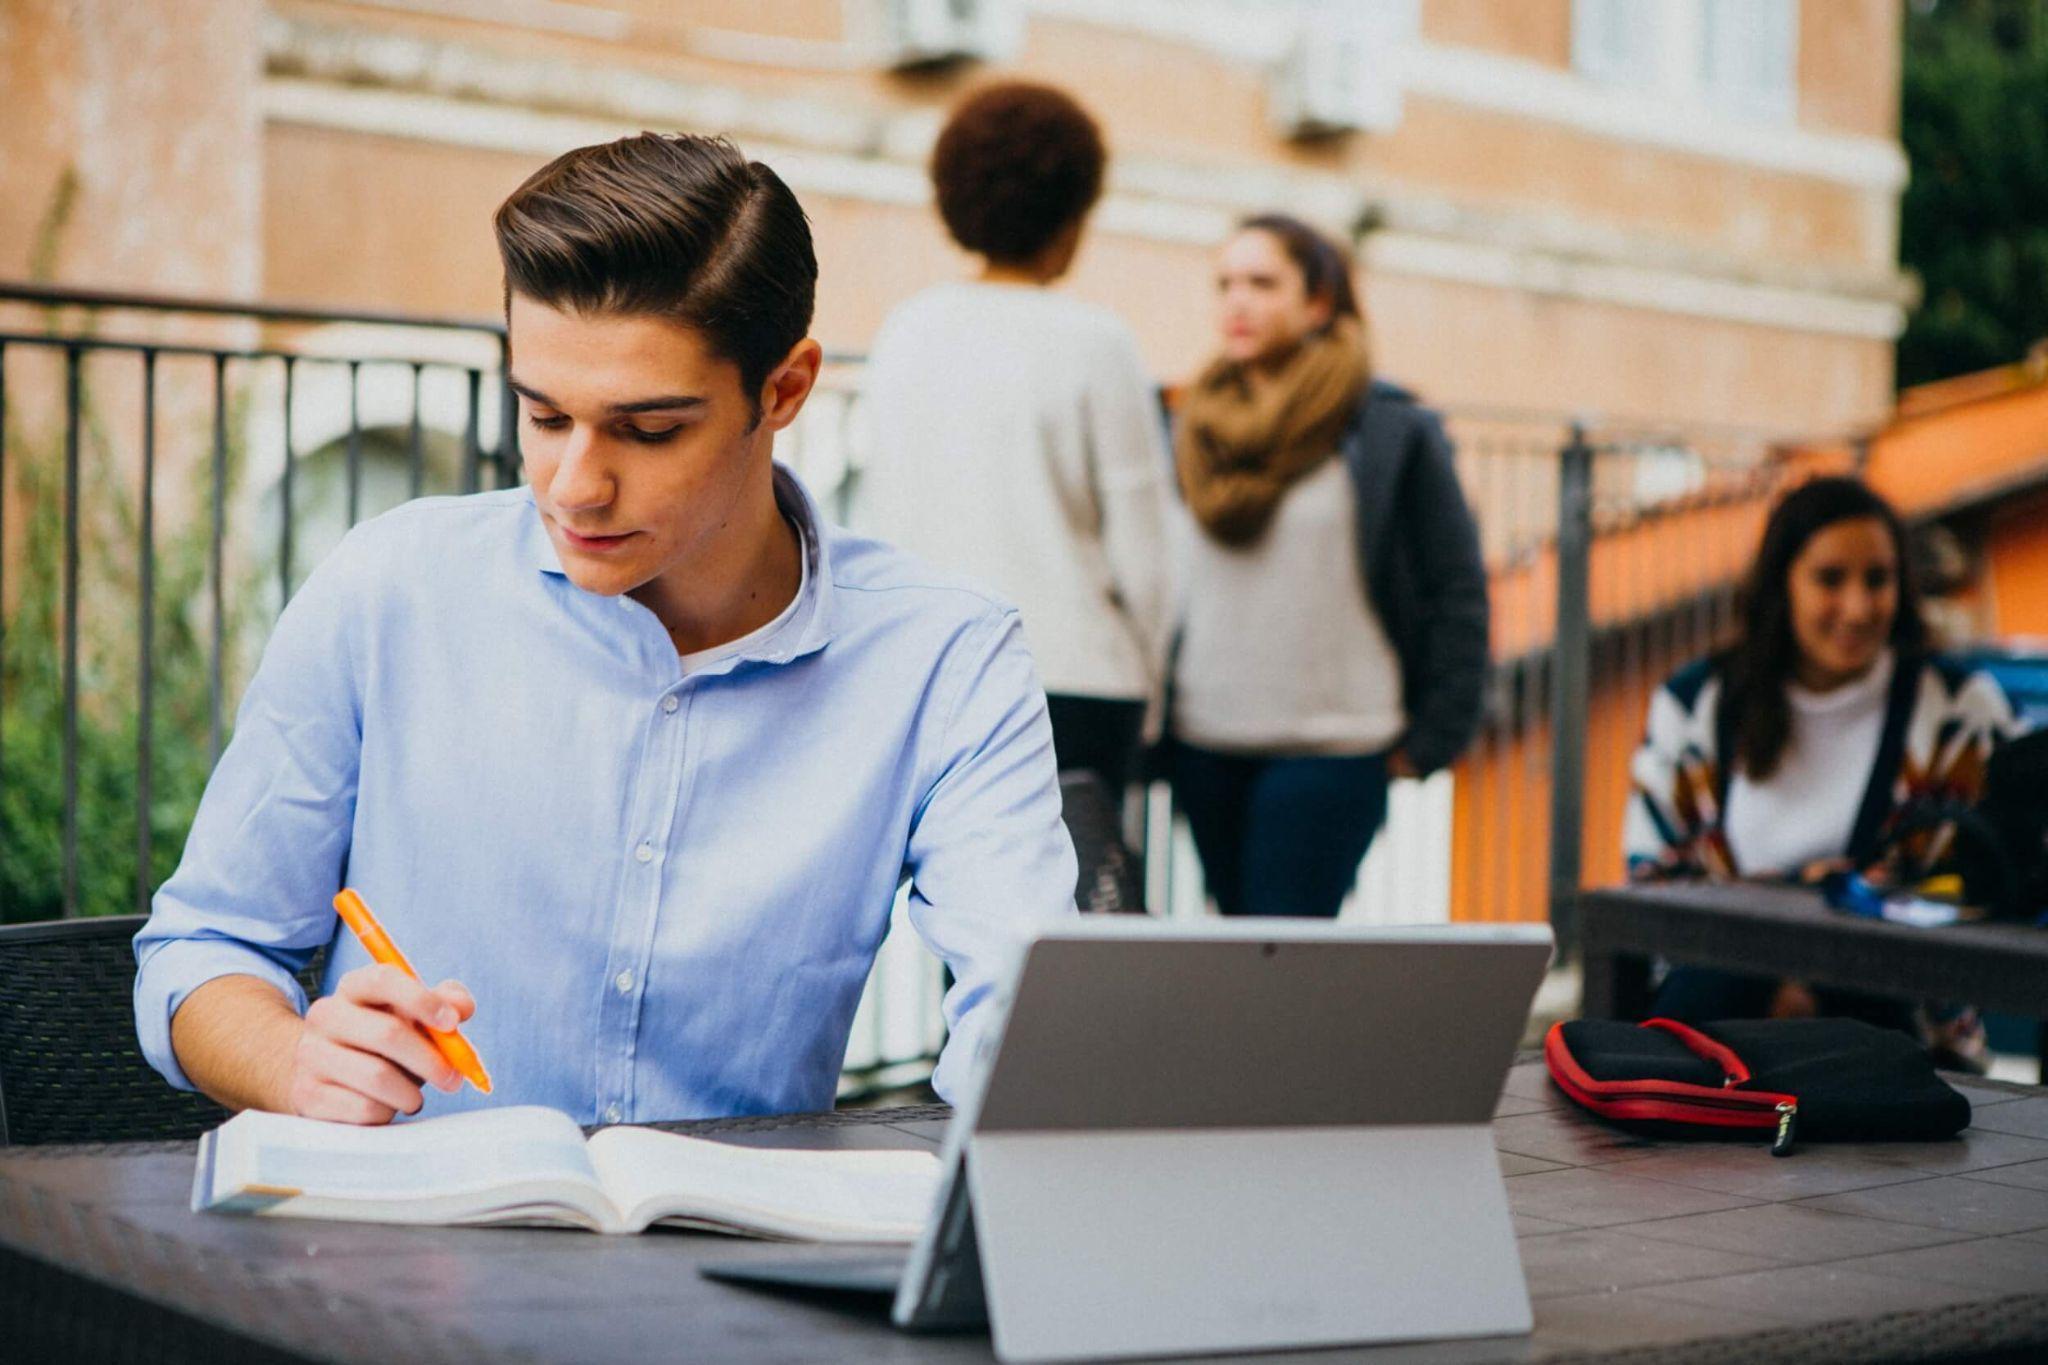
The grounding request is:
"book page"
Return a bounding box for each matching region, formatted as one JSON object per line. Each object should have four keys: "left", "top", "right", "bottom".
{"left": 586, "top": 1127, "right": 941, "bottom": 1242}
{"left": 202, "top": 1105, "right": 612, "bottom": 1223}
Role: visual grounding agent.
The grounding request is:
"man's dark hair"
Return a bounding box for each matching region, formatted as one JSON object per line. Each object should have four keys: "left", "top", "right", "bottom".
{"left": 494, "top": 133, "right": 816, "bottom": 407}
{"left": 930, "top": 83, "right": 1105, "bottom": 265}
{"left": 1721, "top": 476, "right": 1928, "bottom": 780}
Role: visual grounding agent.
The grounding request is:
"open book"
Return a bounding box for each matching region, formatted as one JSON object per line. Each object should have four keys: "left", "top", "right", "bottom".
{"left": 193, "top": 1105, "right": 941, "bottom": 1241}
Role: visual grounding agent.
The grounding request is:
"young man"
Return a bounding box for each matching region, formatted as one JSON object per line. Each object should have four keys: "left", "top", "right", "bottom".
{"left": 134, "top": 133, "right": 1078, "bottom": 1126}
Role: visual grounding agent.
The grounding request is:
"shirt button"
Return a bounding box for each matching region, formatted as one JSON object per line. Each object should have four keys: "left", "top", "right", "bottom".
{"left": 614, "top": 970, "right": 634, "bottom": 994}
{"left": 661, "top": 695, "right": 679, "bottom": 715}
{"left": 604, "top": 1103, "right": 623, "bottom": 1125}
{"left": 634, "top": 841, "right": 654, "bottom": 863}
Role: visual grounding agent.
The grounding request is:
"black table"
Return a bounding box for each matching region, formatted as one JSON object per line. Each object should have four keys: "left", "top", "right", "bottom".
{"left": 7, "top": 1063, "right": 2048, "bottom": 1363}
{"left": 1579, "top": 880, "right": 2048, "bottom": 1080}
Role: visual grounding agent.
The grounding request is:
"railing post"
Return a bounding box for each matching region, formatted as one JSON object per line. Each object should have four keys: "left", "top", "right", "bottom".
{"left": 1548, "top": 423, "right": 1594, "bottom": 953}
{"left": 0, "top": 342, "right": 8, "bottom": 816}
{"left": 62, "top": 347, "right": 82, "bottom": 918}
{"left": 138, "top": 350, "right": 158, "bottom": 918}
{"left": 496, "top": 332, "right": 519, "bottom": 488}
{"left": 209, "top": 356, "right": 227, "bottom": 765}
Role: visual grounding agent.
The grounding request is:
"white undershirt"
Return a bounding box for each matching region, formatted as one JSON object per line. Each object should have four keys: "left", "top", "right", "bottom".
{"left": 1723, "top": 650, "right": 1892, "bottom": 876}
{"left": 675, "top": 515, "right": 809, "bottom": 675}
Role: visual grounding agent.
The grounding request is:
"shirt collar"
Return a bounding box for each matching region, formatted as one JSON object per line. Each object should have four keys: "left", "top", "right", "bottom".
{"left": 516, "top": 464, "right": 836, "bottom": 667}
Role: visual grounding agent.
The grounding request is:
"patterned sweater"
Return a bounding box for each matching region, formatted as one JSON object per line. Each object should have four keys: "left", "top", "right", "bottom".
{"left": 1624, "top": 652, "right": 2019, "bottom": 882}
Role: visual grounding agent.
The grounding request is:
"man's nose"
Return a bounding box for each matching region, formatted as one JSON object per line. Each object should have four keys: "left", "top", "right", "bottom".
{"left": 550, "top": 427, "right": 612, "bottom": 511}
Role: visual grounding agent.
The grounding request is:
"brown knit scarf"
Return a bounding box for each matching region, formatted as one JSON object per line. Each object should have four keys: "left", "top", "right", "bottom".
{"left": 1174, "top": 319, "right": 1370, "bottom": 546}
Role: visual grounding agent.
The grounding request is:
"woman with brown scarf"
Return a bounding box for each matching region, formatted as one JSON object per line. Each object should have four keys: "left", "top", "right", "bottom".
{"left": 1169, "top": 215, "right": 1488, "bottom": 919}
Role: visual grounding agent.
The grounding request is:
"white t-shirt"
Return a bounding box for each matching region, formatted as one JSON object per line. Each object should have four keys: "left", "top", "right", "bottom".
{"left": 1724, "top": 650, "right": 1893, "bottom": 875}
{"left": 858, "top": 282, "right": 1178, "bottom": 702}
{"left": 676, "top": 514, "right": 810, "bottom": 675}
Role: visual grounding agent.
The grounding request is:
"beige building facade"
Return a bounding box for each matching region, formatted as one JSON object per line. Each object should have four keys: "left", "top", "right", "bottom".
{"left": 1, "top": 2, "right": 1915, "bottom": 940}
{"left": 5, "top": 0, "right": 1908, "bottom": 434}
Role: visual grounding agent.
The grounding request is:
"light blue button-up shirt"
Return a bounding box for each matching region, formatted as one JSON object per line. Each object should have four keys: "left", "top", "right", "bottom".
{"left": 134, "top": 467, "right": 1078, "bottom": 1121}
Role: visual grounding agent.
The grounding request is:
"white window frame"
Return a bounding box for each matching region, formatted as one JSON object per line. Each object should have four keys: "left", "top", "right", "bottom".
{"left": 1698, "top": 0, "right": 1799, "bottom": 124}
{"left": 1573, "top": 0, "right": 1797, "bottom": 125}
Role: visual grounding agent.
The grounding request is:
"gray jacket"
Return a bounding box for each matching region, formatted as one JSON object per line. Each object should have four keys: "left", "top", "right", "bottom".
{"left": 1341, "top": 381, "right": 1490, "bottom": 776}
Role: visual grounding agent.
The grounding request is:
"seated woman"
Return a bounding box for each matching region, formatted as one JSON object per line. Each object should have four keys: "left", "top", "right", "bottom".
{"left": 1624, "top": 476, "right": 2017, "bottom": 1054}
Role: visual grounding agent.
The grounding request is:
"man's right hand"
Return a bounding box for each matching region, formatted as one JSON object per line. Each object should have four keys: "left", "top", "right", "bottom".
{"left": 288, "top": 966, "right": 475, "bottom": 1124}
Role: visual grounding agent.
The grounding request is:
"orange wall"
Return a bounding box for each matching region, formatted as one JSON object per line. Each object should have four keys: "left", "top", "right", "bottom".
{"left": 1865, "top": 385, "right": 2048, "bottom": 516}
{"left": 1422, "top": 0, "right": 1569, "bottom": 66}
{"left": 1448, "top": 628, "right": 1698, "bottom": 924}
{"left": 1866, "top": 371, "right": 2048, "bottom": 643}
{"left": 1985, "top": 489, "right": 2048, "bottom": 642}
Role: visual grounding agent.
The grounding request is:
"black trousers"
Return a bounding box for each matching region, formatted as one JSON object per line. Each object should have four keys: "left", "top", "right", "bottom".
{"left": 1044, "top": 694, "right": 1145, "bottom": 793}
{"left": 1170, "top": 743, "right": 1391, "bottom": 919}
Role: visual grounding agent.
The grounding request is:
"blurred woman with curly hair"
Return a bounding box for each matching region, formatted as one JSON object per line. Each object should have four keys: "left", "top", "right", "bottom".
{"left": 862, "top": 82, "right": 1177, "bottom": 797}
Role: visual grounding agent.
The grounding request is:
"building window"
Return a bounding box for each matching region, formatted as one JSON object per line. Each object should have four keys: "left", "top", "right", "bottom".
{"left": 1573, "top": 0, "right": 1797, "bottom": 123}
{"left": 1699, "top": 0, "right": 1798, "bottom": 122}
{"left": 1572, "top": 0, "right": 1665, "bottom": 89}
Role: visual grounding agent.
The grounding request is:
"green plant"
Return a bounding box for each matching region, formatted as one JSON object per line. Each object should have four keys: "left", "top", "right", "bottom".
{"left": 1, "top": 370, "right": 256, "bottom": 923}
{"left": 1898, "top": 0, "right": 2048, "bottom": 388}
{"left": 2, "top": 162, "right": 263, "bottom": 923}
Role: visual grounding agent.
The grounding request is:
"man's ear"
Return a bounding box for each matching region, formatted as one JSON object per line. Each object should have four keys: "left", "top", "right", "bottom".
{"left": 756, "top": 338, "right": 824, "bottom": 433}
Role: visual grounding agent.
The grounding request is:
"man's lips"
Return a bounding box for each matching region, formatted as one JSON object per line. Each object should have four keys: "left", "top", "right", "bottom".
{"left": 558, "top": 525, "right": 637, "bottom": 552}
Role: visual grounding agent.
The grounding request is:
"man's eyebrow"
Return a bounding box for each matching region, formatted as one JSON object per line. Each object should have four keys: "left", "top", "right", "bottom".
{"left": 506, "top": 376, "right": 707, "bottom": 414}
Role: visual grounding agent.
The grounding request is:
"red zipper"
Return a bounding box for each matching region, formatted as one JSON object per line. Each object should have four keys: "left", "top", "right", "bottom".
{"left": 1545, "top": 1020, "right": 1800, "bottom": 1137}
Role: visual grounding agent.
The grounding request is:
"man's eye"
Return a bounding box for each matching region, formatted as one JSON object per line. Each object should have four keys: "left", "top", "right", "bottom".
{"left": 624, "top": 425, "right": 684, "bottom": 445}
{"left": 527, "top": 413, "right": 570, "bottom": 432}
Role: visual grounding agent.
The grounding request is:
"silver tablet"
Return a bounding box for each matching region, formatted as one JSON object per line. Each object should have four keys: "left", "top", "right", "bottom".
{"left": 707, "top": 919, "right": 1555, "bottom": 1362}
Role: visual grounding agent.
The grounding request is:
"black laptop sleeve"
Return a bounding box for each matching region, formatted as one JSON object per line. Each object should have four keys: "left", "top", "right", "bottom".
{"left": 1545, "top": 1017, "right": 1971, "bottom": 1154}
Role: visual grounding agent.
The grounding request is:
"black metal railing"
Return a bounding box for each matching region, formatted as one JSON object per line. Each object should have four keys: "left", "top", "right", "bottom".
{"left": 0, "top": 282, "right": 514, "bottom": 925}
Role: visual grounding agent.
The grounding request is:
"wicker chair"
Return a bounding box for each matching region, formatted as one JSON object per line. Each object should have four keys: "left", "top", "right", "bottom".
{"left": 1060, "top": 770, "right": 1150, "bottom": 915}
{"left": 0, "top": 915, "right": 324, "bottom": 1146}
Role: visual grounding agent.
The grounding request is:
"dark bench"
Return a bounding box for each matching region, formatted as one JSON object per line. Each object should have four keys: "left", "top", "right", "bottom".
{"left": 1578, "top": 880, "right": 2048, "bottom": 1082}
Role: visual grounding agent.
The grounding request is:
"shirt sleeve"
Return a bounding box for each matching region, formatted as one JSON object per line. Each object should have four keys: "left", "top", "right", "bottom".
{"left": 903, "top": 604, "right": 1080, "bottom": 1104}
{"left": 1083, "top": 326, "right": 1181, "bottom": 690}
{"left": 1624, "top": 678, "right": 1731, "bottom": 880}
{"left": 132, "top": 535, "right": 370, "bottom": 1092}
{"left": 1393, "top": 408, "right": 1490, "bottom": 775}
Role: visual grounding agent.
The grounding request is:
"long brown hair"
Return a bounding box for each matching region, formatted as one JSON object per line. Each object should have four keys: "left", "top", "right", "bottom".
{"left": 1722, "top": 477, "right": 1927, "bottom": 780}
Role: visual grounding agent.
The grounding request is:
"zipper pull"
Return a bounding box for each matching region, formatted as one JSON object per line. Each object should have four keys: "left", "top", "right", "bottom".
{"left": 1771, "top": 1102, "right": 1798, "bottom": 1157}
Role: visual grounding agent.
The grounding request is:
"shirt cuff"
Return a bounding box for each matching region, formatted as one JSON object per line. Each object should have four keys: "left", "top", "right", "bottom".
{"left": 928, "top": 994, "right": 1010, "bottom": 1107}
{"left": 134, "top": 938, "right": 312, "bottom": 1093}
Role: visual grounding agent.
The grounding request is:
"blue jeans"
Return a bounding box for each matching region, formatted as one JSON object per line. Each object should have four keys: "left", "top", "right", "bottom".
{"left": 1171, "top": 745, "right": 1391, "bottom": 918}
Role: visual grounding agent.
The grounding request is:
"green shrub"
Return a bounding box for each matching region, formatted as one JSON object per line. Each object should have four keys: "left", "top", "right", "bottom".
{"left": 1, "top": 370, "right": 251, "bottom": 923}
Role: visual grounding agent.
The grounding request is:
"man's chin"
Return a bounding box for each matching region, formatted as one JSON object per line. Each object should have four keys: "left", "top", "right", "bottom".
{"left": 558, "top": 556, "right": 643, "bottom": 599}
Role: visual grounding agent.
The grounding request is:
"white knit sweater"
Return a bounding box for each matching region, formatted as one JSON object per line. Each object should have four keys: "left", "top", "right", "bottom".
{"left": 857, "top": 283, "right": 1179, "bottom": 702}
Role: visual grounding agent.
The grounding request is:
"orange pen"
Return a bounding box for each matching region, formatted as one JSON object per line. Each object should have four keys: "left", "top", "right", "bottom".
{"left": 332, "top": 888, "right": 493, "bottom": 1094}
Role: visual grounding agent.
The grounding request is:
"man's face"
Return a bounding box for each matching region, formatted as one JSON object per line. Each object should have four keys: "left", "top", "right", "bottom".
{"left": 508, "top": 294, "right": 804, "bottom": 600}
